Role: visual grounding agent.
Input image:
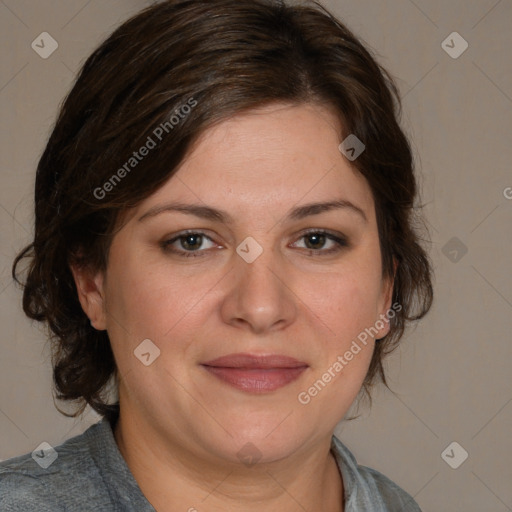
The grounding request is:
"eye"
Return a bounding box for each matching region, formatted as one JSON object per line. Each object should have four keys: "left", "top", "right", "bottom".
{"left": 160, "top": 229, "right": 349, "bottom": 259}
{"left": 291, "top": 229, "right": 349, "bottom": 256}
{"left": 160, "top": 231, "right": 217, "bottom": 258}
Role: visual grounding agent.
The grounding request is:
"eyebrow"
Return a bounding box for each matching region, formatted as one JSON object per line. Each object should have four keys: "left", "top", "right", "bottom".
{"left": 138, "top": 198, "right": 368, "bottom": 224}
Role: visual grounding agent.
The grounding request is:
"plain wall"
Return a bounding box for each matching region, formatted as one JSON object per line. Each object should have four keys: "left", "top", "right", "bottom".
{"left": 1, "top": 1, "right": 511, "bottom": 511}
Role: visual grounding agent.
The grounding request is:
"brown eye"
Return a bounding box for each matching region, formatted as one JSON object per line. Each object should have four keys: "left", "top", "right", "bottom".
{"left": 304, "top": 232, "right": 327, "bottom": 250}
{"left": 160, "top": 231, "right": 217, "bottom": 258}
{"left": 291, "top": 230, "right": 349, "bottom": 255}
{"left": 179, "top": 233, "right": 204, "bottom": 251}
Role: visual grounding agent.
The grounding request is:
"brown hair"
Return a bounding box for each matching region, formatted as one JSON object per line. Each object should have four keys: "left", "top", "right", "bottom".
{"left": 12, "top": 0, "right": 433, "bottom": 422}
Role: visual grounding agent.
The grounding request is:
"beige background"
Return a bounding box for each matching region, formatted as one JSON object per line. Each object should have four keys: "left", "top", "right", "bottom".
{"left": 1, "top": 1, "right": 511, "bottom": 510}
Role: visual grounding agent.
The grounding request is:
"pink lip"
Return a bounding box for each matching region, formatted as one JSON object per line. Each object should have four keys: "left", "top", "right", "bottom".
{"left": 201, "top": 353, "right": 309, "bottom": 393}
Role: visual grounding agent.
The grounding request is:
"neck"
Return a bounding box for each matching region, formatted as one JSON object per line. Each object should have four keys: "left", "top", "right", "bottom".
{"left": 113, "top": 410, "right": 344, "bottom": 512}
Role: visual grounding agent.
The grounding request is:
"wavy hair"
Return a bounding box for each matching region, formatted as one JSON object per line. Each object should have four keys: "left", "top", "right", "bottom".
{"left": 12, "top": 0, "right": 433, "bottom": 422}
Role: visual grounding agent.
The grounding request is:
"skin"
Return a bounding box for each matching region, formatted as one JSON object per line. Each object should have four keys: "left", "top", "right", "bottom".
{"left": 72, "top": 102, "right": 394, "bottom": 512}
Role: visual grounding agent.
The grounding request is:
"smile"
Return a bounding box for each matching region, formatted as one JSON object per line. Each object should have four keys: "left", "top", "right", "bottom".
{"left": 201, "top": 353, "right": 309, "bottom": 393}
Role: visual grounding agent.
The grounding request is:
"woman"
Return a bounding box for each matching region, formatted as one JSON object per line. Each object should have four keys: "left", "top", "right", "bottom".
{"left": 1, "top": 0, "right": 433, "bottom": 510}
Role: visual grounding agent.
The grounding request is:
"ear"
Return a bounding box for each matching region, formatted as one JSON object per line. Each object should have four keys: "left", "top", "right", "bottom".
{"left": 69, "top": 263, "right": 107, "bottom": 331}
{"left": 375, "top": 257, "right": 398, "bottom": 339}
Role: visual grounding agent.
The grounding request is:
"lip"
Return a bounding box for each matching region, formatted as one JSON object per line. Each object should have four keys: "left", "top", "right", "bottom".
{"left": 202, "top": 353, "right": 308, "bottom": 369}
{"left": 201, "top": 353, "right": 309, "bottom": 393}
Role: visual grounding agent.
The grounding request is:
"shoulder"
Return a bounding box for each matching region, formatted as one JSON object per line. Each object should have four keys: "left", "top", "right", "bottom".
{"left": 0, "top": 420, "right": 108, "bottom": 512}
{"left": 0, "top": 450, "right": 66, "bottom": 511}
{"left": 331, "top": 435, "right": 422, "bottom": 511}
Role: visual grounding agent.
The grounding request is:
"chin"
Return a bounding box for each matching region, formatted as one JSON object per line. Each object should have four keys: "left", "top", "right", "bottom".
{"left": 202, "top": 412, "right": 317, "bottom": 464}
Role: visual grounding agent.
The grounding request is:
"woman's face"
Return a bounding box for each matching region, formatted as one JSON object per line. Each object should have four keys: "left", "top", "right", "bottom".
{"left": 78, "top": 102, "right": 393, "bottom": 464}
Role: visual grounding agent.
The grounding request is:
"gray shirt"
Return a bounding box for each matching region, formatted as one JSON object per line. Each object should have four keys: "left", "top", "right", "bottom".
{"left": 0, "top": 415, "right": 421, "bottom": 511}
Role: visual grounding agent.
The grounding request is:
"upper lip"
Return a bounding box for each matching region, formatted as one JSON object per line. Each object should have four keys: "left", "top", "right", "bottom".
{"left": 201, "top": 353, "right": 308, "bottom": 369}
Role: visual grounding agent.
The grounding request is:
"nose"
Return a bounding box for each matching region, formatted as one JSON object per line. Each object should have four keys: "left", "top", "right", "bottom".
{"left": 220, "top": 243, "right": 298, "bottom": 335}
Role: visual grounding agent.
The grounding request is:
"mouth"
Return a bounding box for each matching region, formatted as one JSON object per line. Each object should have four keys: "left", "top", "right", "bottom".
{"left": 200, "top": 353, "right": 309, "bottom": 393}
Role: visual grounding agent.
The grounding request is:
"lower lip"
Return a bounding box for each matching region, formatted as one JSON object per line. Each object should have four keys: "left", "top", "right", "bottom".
{"left": 201, "top": 366, "right": 307, "bottom": 393}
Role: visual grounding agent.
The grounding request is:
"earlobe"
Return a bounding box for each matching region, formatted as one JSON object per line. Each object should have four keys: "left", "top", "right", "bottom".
{"left": 69, "top": 264, "right": 107, "bottom": 331}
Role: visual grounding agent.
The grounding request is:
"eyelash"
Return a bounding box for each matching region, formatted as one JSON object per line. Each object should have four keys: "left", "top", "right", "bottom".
{"left": 160, "top": 229, "right": 349, "bottom": 259}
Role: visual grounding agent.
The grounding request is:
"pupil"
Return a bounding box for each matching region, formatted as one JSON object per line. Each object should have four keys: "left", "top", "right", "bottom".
{"left": 183, "top": 234, "right": 201, "bottom": 250}
{"left": 306, "top": 233, "right": 325, "bottom": 249}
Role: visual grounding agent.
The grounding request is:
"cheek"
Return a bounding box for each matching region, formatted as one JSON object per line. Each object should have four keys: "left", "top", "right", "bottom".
{"left": 104, "top": 246, "right": 217, "bottom": 350}
{"left": 310, "top": 262, "right": 384, "bottom": 342}
{"left": 323, "top": 279, "right": 377, "bottom": 374}
{"left": 101, "top": 240, "right": 169, "bottom": 355}
{"left": 298, "top": 254, "right": 383, "bottom": 392}
{"left": 296, "top": 273, "right": 379, "bottom": 416}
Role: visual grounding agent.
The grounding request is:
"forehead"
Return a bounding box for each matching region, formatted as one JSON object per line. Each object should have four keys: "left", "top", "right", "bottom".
{"left": 128, "top": 102, "right": 375, "bottom": 225}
